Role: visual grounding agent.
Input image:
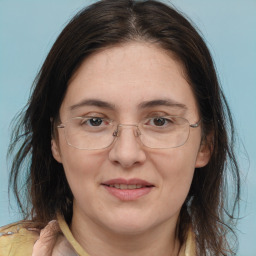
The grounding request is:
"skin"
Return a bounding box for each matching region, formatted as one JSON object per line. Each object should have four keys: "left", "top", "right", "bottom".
{"left": 51, "top": 42, "right": 211, "bottom": 256}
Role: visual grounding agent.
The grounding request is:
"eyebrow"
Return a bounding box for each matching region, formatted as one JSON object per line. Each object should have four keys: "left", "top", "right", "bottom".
{"left": 138, "top": 99, "right": 187, "bottom": 110}
{"left": 69, "top": 99, "right": 115, "bottom": 111}
{"left": 69, "top": 98, "right": 187, "bottom": 112}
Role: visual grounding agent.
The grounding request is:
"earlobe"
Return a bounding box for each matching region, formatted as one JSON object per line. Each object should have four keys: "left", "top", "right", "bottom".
{"left": 51, "top": 139, "right": 62, "bottom": 163}
{"left": 195, "top": 142, "right": 212, "bottom": 168}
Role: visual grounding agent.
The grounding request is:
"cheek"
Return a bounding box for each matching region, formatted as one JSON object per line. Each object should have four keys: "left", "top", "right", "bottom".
{"left": 150, "top": 146, "right": 198, "bottom": 201}
{"left": 151, "top": 147, "right": 197, "bottom": 177}
{"left": 59, "top": 147, "right": 104, "bottom": 191}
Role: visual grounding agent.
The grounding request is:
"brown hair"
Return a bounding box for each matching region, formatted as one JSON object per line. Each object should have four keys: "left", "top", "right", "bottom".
{"left": 8, "top": 1, "right": 240, "bottom": 255}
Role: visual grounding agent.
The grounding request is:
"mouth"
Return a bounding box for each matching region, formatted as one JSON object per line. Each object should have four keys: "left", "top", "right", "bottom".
{"left": 101, "top": 178, "right": 155, "bottom": 201}
{"left": 101, "top": 178, "right": 154, "bottom": 189}
{"left": 103, "top": 184, "right": 154, "bottom": 189}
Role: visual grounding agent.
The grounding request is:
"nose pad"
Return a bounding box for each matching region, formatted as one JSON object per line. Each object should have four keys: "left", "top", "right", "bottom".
{"left": 109, "top": 124, "right": 146, "bottom": 168}
{"left": 113, "top": 130, "right": 119, "bottom": 137}
{"left": 135, "top": 128, "right": 141, "bottom": 136}
{"left": 112, "top": 124, "right": 141, "bottom": 138}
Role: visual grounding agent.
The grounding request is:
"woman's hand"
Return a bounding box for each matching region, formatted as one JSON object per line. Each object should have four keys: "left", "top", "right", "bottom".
{"left": 32, "top": 220, "right": 77, "bottom": 256}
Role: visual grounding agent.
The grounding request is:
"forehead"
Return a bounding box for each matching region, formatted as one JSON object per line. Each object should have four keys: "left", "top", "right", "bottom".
{"left": 60, "top": 42, "right": 199, "bottom": 118}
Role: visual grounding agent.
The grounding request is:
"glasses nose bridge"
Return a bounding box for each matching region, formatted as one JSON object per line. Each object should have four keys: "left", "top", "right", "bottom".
{"left": 113, "top": 123, "right": 141, "bottom": 137}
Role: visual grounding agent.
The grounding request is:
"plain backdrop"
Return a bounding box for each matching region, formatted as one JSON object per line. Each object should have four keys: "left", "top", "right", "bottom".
{"left": 0, "top": 1, "right": 255, "bottom": 255}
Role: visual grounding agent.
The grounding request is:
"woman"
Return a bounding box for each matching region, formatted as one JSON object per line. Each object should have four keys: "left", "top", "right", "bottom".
{"left": 0, "top": 0, "right": 240, "bottom": 255}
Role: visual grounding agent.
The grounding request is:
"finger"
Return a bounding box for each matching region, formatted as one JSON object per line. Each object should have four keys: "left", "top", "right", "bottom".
{"left": 32, "top": 220, "right": 60, "bottom": 256}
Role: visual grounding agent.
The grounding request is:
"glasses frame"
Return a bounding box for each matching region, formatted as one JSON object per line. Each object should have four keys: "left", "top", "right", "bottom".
{"left": 57, "top": 116, "right": 201, "bottom": 150}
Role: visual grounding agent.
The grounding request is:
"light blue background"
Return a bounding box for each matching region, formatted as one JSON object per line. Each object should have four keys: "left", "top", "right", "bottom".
{"left": 0, "top": 1, "right": 255, "bottom": 255}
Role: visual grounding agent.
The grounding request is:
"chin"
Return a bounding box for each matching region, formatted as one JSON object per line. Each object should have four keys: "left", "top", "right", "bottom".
{"left": 106, "top": 222, "right": 150, "bottom": 236}
{"left": 101, "top": 212, "right": 159, "bottom": 236}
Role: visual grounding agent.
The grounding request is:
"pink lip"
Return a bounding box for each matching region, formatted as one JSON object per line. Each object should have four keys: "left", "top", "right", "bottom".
{"left": 101, "top": 178, "right": 154, "bottom": 201}
{"left": 102, "top": 178, "right": 153, "bottom": 186}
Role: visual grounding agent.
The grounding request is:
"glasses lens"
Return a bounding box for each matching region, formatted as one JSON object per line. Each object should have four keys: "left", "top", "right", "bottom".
{"left": 61, "top": 116, "right": 191, "bottom": 150}
{"left": 64, "top": 117, "right": 116, "bottom": 150}
{"left": 139, "top": 116, "right": 190, "bottom": 148}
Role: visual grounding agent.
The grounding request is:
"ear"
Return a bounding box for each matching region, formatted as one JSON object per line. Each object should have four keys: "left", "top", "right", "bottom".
{"left": 195, "top": 139, "right": 212, "bottom": 168}
{"left": 51, "top": 139, "right": 62, "bottom": 163}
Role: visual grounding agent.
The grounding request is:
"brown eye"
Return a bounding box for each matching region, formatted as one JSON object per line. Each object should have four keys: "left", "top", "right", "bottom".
{"left": 88, "top": 118, "right": 103, "bottom": 126}
{"left": 153, "top": 117, "right": 167, "bottom": 126}
{"left": 80, "top": 117, "right": 104, "bottom": 127}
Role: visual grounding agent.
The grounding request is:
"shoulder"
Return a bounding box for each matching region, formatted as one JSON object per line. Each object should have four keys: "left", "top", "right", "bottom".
{"left": 0, "top": 222, "right": 39, "bottom": 256}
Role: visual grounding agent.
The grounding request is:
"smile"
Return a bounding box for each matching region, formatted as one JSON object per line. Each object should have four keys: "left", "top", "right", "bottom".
{"left": 101, "top": 178, "right": 155, "bottom": 201}
{"left": 105, "top": 184, "right": 151, "bottom": 189}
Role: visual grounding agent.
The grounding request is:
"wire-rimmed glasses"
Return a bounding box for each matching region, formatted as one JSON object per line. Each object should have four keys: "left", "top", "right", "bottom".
{"left": 57, "top": 116, "right": 201, "bottom": 150}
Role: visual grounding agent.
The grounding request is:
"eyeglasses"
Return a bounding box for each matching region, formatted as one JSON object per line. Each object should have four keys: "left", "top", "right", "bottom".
{"left": 57, "top": 116, "right": 201, "bottom": 150}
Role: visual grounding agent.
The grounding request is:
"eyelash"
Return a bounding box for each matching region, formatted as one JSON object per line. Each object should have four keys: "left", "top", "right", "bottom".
{"left": 76, "top": 111, "right": 178, "bottom": 125}
{"left": 80, "top": 116, "right": 173, "bottom": 126}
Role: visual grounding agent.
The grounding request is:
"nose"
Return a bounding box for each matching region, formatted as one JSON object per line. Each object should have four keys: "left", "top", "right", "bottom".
{"left": 108, "top": 124, "right": 146, "bottom": 168}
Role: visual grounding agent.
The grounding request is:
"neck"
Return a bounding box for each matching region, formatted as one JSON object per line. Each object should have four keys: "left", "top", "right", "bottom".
{"left": 70, "top": 210, "right": 180, "bottom": 256}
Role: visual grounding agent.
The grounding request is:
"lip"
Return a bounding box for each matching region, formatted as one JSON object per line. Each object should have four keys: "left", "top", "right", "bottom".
{"left": 102, "top": 178, "right": 154, "bottom": 186}
{"left": 101, "top": 178, "right": 155, "bottom": 201}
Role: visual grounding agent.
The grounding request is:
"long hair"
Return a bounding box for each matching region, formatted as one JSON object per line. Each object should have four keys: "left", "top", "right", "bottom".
{"left": 8, "top": 1, "right": 240, "bottom": 255}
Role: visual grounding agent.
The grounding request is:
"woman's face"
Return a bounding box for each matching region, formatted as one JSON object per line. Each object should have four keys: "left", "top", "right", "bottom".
{"left": 52, "top": 42, "right": 210, "bottom": 235}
